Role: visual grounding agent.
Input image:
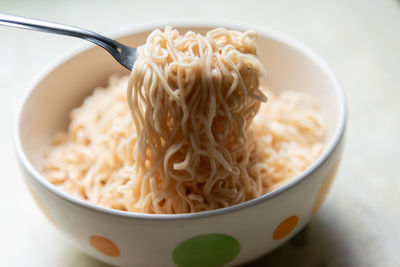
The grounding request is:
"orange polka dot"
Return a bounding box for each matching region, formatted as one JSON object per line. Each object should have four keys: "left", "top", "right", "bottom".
{"left": 273, "top": 215, "right": 299, "bottom": 240}
{"left": 90, "top": 235, "right": 120, "bottom": 257}
{"left": 26, "top": 185, "right": 56, "bottom": 226}
{"left": 312, "top": 159, "right": 341, "bottom": 215}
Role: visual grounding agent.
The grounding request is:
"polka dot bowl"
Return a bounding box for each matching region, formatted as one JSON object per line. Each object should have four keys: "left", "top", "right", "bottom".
{"left": 14, "top": 21, "right": 346, "bottom": 267}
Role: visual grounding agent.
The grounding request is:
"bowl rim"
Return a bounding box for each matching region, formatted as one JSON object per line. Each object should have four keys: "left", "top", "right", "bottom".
{"left": 13, "top": 19, "right": 347, "bottom": 221}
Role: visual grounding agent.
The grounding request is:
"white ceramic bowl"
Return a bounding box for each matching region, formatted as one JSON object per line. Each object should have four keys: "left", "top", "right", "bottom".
{"left": 14, "top": 21, "right": 346, "bottom": 267}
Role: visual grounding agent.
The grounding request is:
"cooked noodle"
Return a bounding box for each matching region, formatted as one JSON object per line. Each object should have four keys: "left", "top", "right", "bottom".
{"left": 43, "top": 27, "right": 325, "bottom": 214}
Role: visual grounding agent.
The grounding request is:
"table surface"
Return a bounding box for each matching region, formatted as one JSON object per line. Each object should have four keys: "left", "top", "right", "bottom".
{"left": 1, "top": 0, "right": 399, "bottom": 266}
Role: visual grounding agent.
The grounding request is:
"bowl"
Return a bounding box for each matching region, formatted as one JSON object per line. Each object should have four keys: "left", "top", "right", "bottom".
{"left": 13, "top": 21, "right": 346, "bottom": 267}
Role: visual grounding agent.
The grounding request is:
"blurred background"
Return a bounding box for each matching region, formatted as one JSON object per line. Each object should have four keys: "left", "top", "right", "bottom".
{"left": 0, "top": 0, "right": 399, "bottom": 266}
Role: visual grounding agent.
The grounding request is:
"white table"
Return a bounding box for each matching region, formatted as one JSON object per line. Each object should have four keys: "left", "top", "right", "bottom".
{"left": 1, "top": 0, "right": 399, "bottom": 266}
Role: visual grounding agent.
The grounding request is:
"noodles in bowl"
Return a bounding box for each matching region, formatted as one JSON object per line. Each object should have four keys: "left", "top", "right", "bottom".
{"left": 43, "top": 27, "right": 325, "bottom": 214}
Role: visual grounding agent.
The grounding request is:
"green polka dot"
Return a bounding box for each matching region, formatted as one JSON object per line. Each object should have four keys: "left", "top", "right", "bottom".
{"left": 172, "top": 233, "right": 240, "bottom": 267}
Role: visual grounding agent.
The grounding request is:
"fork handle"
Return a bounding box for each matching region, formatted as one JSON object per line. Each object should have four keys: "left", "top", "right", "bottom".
{"left": 0, "top": 13, "right": 119, "bottom": 57}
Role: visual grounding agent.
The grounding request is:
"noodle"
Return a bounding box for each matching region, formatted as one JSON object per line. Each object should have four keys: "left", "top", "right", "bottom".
{"left": 43, "top": 27, "right": 325, "bottom": 214}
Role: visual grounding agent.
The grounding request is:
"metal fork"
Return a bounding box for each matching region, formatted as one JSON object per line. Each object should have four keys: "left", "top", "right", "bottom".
{"left": 0, "top": 13, "right": 137, "bottom": 70}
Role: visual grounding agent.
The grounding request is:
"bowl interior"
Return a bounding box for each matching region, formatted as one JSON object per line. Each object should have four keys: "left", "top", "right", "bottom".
{"left": 18, "top": 24, "right": 344, "bottom": 194}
